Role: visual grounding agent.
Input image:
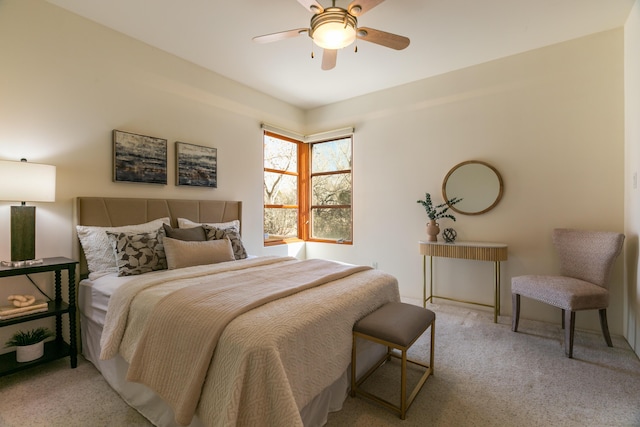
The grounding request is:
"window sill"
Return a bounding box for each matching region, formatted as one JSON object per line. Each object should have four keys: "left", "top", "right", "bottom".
{"left": 307, "top": 239, "right": 353, "bottom": 245}
{"left": 264, "top": 237, "right": 304, "bottom": 247}
{"left": 264, "top": 238, "right": 352, "bottom": 246}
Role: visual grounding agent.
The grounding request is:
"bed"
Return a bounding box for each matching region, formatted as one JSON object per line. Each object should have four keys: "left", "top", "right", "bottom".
{"left": 74, "top": 197, "right": 400, "bottom": 427}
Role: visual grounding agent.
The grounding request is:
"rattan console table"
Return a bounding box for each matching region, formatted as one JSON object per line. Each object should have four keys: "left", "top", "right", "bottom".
{"left": 419, "top": 241, "right": 508, "bottom": 323}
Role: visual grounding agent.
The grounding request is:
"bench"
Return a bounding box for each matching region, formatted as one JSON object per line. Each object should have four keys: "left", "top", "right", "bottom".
{"left": 351, "top": 302, "right": 435, "bottom": 419}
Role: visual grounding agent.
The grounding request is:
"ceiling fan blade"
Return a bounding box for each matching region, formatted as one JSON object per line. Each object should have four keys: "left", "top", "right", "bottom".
{"left": 347, "top": 0, "right": 385, "bottom": 16}
{"left": 356, "top": 27, "right": 410, "bottom": 50}
{"left": 321, "top": 49, "right": 337, "bottom": 70}
{"left": 296, "top": 0, "right": 324, "bottom": 14}
{"left": 252, "top": 28, "right": 309, "bottom": 44}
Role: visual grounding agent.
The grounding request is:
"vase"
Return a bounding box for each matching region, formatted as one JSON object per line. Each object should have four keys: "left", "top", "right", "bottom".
{"left": 426, "top": 220, "right": 440, "bottom": 242}
{"left": 16, "top": 341, "right": 44, "bottom": 363}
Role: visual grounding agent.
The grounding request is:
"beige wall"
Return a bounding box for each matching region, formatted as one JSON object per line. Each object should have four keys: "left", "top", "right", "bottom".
{"left": 0, "top": 0, "right": 305, "bottom": 259}
{"left": 306, "top": 28, "right": 625, "bottom": 334}
{"left": 0, "top": 0, "right": 631, "bottom": 350}
{"left": 0, "top": 0, "right": 303, "bottom": 348}
{"left": 624, "top": 0, "right": 640, "bottom": 357}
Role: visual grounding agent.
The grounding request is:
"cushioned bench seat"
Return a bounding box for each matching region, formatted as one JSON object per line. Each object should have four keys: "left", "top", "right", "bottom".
{"left": 351, "top": 302, "right": 435, "bottom": 419}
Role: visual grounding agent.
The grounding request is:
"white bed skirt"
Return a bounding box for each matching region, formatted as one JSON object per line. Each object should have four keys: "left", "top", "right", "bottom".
{"left": 81, "top": 314, "right": 384, "bottom": 427}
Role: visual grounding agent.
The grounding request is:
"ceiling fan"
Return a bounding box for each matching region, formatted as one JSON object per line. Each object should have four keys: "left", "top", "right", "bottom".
{"left": 252, "top": 0, "right": 410, "bottom": 71}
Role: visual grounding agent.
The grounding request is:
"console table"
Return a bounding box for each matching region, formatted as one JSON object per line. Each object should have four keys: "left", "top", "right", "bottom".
{"left": 419, "top": 241, "right": 508, "bottom": 323}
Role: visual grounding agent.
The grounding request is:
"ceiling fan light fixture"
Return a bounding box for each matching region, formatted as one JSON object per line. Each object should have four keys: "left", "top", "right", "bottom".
{"left": 252, "top": 0, "right": 410, "bottom": 70}
{"left": 310, "top": 8, "right": 357, "bottom": 50}
{"left": 313, "top": 22, "right": 356, "bottom": 49}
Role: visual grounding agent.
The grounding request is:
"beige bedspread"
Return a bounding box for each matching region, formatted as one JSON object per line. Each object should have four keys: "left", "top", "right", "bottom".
{"left": 100, "top": 256, "right": 400, "bottom": 427}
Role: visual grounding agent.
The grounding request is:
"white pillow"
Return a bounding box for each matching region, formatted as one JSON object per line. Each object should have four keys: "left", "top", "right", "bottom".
{"left": 163, "top": 237, "right": 235, "bottom": 269}
{"left": 177, "top": 217, "right": 240, "bottom": 232}
{"left": 77, "top": 217, "right": 170, "bottom": 280}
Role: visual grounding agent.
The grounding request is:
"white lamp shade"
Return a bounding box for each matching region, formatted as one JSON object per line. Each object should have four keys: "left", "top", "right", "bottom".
{"left": 313, "top": 22, "right": 357, "bottom": 49}
{"left": 0, "top": 160, "right": 56, "bottom": 202}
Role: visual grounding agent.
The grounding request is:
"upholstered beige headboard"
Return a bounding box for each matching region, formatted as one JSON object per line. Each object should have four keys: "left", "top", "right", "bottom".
{"left": 74, "top": 197, "right": 242, "bottom": 278}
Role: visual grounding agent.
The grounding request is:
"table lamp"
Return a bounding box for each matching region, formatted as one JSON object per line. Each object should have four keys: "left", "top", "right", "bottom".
{"left": 0, "top": 158, "right": 56, "bottom": 265}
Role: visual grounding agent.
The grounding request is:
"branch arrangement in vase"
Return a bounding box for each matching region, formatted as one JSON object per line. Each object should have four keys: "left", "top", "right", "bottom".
{"left": 417, "top": 193, "right": 462, "bottom": 222}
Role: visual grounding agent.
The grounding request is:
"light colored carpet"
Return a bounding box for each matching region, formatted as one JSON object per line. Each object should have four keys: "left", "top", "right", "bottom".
{"left": 1, "top": 303, "right": 639, "bottom": 427}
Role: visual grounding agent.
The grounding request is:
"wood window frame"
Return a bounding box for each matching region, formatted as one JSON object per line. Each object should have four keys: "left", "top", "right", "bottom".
{"left": 263, "top": 131, "right": 353, "bottom": 246}
{"left": 307, "top": 139, "right": 353, "bottom": 244}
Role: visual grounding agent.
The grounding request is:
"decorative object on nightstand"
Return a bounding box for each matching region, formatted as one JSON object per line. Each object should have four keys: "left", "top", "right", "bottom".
{"left": 0, "top": 158, "right": 56, "bottom": 264}
{"left": 5, "top": 326, "right": 53, "bottom": 362}
{"left": 0, "top": 294, "right": 48, "bottom": 320}
{"left": 416, "top": 193, "right": 462, "bottom": 241}
{"left": 443, "top": 228, "right": 457, "bottom": 243}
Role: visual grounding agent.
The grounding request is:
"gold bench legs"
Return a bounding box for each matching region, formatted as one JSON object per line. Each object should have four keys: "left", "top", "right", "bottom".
{"left": 351, "top": 319, "right": 435, "bottom": 419}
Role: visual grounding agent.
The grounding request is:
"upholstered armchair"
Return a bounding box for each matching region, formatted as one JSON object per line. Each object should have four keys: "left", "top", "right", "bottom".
{"left": 511, "top": 228, "right": 624, "bottom": 358}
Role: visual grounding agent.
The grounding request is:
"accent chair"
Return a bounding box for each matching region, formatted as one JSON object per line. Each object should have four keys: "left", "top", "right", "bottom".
{"left": 511, "top": 228, "right": 624, "bottom": 358}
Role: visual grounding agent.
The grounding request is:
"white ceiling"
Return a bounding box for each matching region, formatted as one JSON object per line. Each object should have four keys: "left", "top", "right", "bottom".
{"left": 46, "top": 0, "right": 634, "bottom": 110}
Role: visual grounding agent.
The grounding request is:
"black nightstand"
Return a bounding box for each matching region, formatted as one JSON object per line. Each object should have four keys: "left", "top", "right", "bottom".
{"left": 0, "top": 257, "right": 77, "bottom": 377}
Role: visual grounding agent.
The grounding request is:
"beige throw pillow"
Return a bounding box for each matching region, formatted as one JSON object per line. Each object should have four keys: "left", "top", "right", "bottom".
{"left": 163, "top": 237, "right": 235, "bottom": 270}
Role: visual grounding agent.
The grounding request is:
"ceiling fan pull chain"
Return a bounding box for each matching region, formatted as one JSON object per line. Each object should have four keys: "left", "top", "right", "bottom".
{"left": 354, "top": 23, "right": 358, "bottom": 53}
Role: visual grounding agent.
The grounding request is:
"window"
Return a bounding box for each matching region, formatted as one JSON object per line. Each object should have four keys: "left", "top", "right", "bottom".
{"left": 310, "top": 138, "right": 352, "bottom": 241}
{"left": 263, "top": 132, "right": 302, "bottom": 242}
{"left": 263, "top": 131, "right": 353, "bottom": 245}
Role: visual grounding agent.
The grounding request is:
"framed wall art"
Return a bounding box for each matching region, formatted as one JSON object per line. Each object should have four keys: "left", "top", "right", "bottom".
{"left": 113, "top": 130, "right": 167, "bottom": 184}
{"left": 176, "top": 141, "right": 217, "bottom": 188}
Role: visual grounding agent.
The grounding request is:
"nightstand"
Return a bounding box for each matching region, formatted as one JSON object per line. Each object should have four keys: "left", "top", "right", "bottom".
{"left": 0, "top": 257, "right": 77, "bottom": 376}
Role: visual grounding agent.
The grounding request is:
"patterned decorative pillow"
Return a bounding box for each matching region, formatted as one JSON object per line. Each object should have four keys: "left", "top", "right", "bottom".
{"left": 203, "top": 225, "right": 247, "bottom": 260}
{"left": 76, "top": 217, "right": 170, "bottom": 280}
{"left": 106, "top": 228, "right": 167, "bottom": 276}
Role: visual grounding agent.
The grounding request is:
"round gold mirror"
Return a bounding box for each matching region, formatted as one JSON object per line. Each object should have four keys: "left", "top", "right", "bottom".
{"left": 442, "top": 160, "right": 503, "bottom": 215}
